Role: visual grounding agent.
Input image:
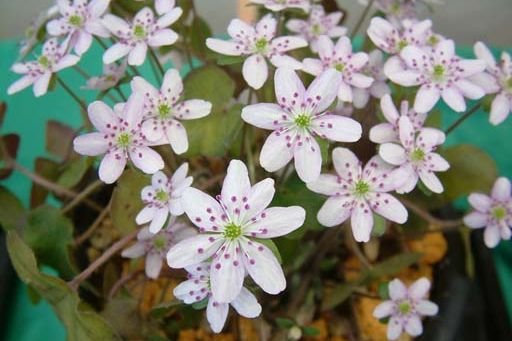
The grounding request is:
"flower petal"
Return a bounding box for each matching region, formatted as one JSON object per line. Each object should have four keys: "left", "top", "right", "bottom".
{"left": 98, "top": 151, "right": 126, "bottom": 184}
{"left": 73, "top": 132, "right": 110, "bottom": 156}
{"left": 241, "top": 178, "right": 275, "bottom": 222}
{"left": 121, "top": 242, "right": 146, "bottom": 258}
{"left": 409, "top": 277, "right": 431, "bottom": 299}
{"left": 230, "top": 287, "right": 262, "bottom": 318}
{"left": 306, "top": 174, "right": 343, "bottom": 196}
{"left": 306, "top": 69, "right": 340, "bottom": 113}
{"left": 274, "top": 67, "right": 305, "bottom": 109}
{"left": 175, "top": 99, "right": 212, "bottom": 120}
{"left": 350, "top": 201, "right": 373, "bottom": 242}
{"left": 388, "top": 278, "right": 407, "bottom": 300}
{"left": 103, "top": 43, "right": 131, "bottom": 64}
{"left": 145, "top": 253, "right": 163, "bottom": 279}
{"left": 148, "top": 208, "right": 169, "bottom": 233}
{"left": 88, "top": 101, "right": 117, "bottom": 132}
{"left": 442, "top": 87, "right": 466, "bottom": 112}
{"left": 7, "top": 76, "right": 34, "bottom": 95}
{"left": 317, "top": 195, "right": 353, "bottom": 227}
{"left": 128, "top": 42, "right": 148, "bottom": 66}
{"left": 484, "top": 224, "right": 501, "bottom": 248}
{"left": 166, "top": 234, "right": 224, "bottom": 268}
{"left": 210, "top": 242, "right": 245, "bottom": 303}
{"left": 244, "top": 206, "right": 305, "bottom": 238}
{"left": 463, "top": 211, "right": 488, "bottom": 228}
{"left": 165, "top": 121, "right": 189, "bottom": 154}
{"left": 294, "top": 134, "right": 322, "bottom": 183}
{"left": 242, "top": 54, "right": 268, "bottom": 90}
{"left": 405, "top": 315, "right": 423, "bottom": 337}
{"left": 242, "top": 103, "right": 287, "bottom": 130}
{"left": 373, "top": 301, "right": 394, "bottom": 319}
{"left": 491, "top": 177, "right": 511, "bottom": 202}
{"left": 181, "top": 187, "right": 224, "bottom": 232}
{"left": 416, "top": 300, "right": 439, "bottom": 316}
{"left": 136, "top": 206, "right": 157, "bottom": 225}
{"left": 332, "top": 147, "right": 361, "bottom": 181}
{"left": 260, "top": 131, "right": 294, "bottom": 173}
{"left": 379, "top": 143, "right": 407, "bottom": 166}
{"left": 387, "top": 316, "right": 403, "bottom": 340}
{"left": 206, "top": 38, "right": 242, "bottom": 56}
{"left": 312, "top": 114, "right": 362, "bottom": 142}
{"left": 490, "top": 93, "right": 511, "bottom": 125}
{"left": 129, "top": 146, "right": 164, "bottom": 174}
{"left": 148, "top": 28, "right": 178, "bottom": 47}
{"left": 369, "top": 123, "right": 397, "bottom": 144}
{"left": 468, "top": 193, "right": 492, "bottom": 212}
{"left": 206, "top": 299, "right": 229, "bottom": 333}
{"left": 414, "top": 85, "right": 441, "bottom": 114}
{"left": 368, "top": 192, "right": 408, "bottom": 224}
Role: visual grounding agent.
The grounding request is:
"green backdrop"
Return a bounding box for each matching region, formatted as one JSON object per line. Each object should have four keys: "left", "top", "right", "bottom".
{"left": 1, "top": 39, "right": 511, "bottom": 340}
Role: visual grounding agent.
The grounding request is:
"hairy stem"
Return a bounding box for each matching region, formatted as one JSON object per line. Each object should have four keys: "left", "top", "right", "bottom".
{"left": 56, "top": 77, "right": 90, "bottom": 129}
{"left": 400, "top": 197, "right": 462, "bottom": 228}
{"left": 61, "top": 180, "right": 104, "bottom": 214}
{"left": 351, "top": 0, "right": 375, "bottom": 39}
{"left": 74, "top": 204, "right": 110, "bottom": 245}
{"left": 444, "top": 102, "right": 482, "bottom": 135}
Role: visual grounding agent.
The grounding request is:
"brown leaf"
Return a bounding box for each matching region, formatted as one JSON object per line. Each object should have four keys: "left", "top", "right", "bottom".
{"left": 0, "top": 134, "right": 20, "bottom": 179}
{"left": 46, "top": 120, "right": 75, "bottom": 160}
{"left": 29, "top": 157, "right": 60, "bottom": 208}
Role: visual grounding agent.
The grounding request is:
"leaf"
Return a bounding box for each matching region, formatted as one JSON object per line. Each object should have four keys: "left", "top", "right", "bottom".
{"left": 150, "top": 300, "right": 182, "bottom": 319}
{"left": 438, "top": 144, "right": 498, "bottom": 203}
{"left": 183, "top": 65, "right": 235, "bottom": 109}
{"left": 0, "top": 134, "right": 20, "bottom": 179}
{"left": 46, "top": 120, "right": 75, "bottom": 160}
{"left": 110, "top": 168, "right": 150, "bottom": 236}
{"left": 377, "top": 282, "right": 390, "bottom": 300}
{"left": 0, "top": 186, "right": 25, "bottom": 231}
{"left": 368, "top": 252, "right": 423, "bottom": 279}
{"left": 183, "top": 103, "right": 243, "bottom": 157}
{"left": 189, "top": 16, "right": 212, "bottom": 59}
{"left": 254, "top": 238, "right": 282, "bottom": 264}
{"left": 321, "top": 279, "right": 364, "bottom": 311}
{"left": 272, "top": 174, "right": 325, "bottom": 239}
{"left": 6, "top": 231, "right": 120, "bottom": 341}
{"left": 57, "top": 158, "right": 92, "bottom": 188}
{"left": 0, "top": 102, "right": 6, "bottom": 127}
{"left": 302, "top": 326, "right": 320, "bottom": 336}
{"left": 371, "top": 214, "right": 386, "bottom": 237}
{"left": 216, "top": 54, "right": 245, "bottom": 66}
{"left": 24, "top": 206, "right": 76, "bottom": 279}
{"left": 102, "top": 297, "right": 143, "bottom": 339}
{"left": 192, "top": 297, "right": 208, "bottom": 310}
{"left": 30, "top": 157, "right": 60, "bottom": 208}
{"left": 424, "top": 109, "right": 442, "bottom": 128}
{"left": 275, "top": 317, "right": 295, "bottom": 329}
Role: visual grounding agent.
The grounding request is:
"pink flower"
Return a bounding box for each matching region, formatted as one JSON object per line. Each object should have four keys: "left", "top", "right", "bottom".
{"left": 82, "top": 60, "right": 127, "bottom": 91}
{"left": 174, "top": 262, "right": 262, "bottom": 333}
{"left": 370, "top": 94, "right": 428, "bottom": 144}
{"left": 302, "top": 35, "right": 374, "bottom": 104}
{"left": 167, "top": 160, "right": 305, "bottom": 303}
{"left": 19, "top": 5, "right": 59, "bottom": 59}
{"left": 8, "top": 38, "right": 80, "bottom": 97}
{"left": 352, "top": 50, "right": 391, "bottom": 109}
{"left": 386, "top": 39, "right": 486, "bottom": 113}
{"left": 131, "top": 69, "right": 212, "bottom": 154}
{"left": 471, "top": 42, "right": 512, "bottom": 125}
{"left": 206, "top": 14, "right": 307, "bottom": 89}
{"left": 464, "top": 177, "right": 512, "bottom": 248}
{"left": 249, "top": 0, "right": 311, "bottom": 12}
{"left": 121, "top": 220, "right": 196, "bottom": 279}
{"left": 379, "top": 116, "right": 449, "bottom": 193}
{"left": 46, "top": 0, "right": 110, "bottom": 55}
{"left": 102, "top": 6, "right": 182, "bottom": 65}
{"left": 136, "top": 163, "right": 193, "bottom": 234}
{"left": 73, "top": 93, "right": 164, "bottom": 184}
{"left": 373, "top": 277, "right": 438, "bottom": 340}
{"left": 241, "top": 67, "right": 362, "bottom": 183}
{"left": 307, "top": 147, "right": 408, "bottom": 242}
{"left": 286, "top": 5, "right": 347, "bottom": 53}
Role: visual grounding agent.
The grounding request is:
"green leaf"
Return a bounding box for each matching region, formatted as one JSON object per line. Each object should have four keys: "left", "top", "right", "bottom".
{"left": 302, "top": 326, "right": 320, "bottom": 336}
{"left": 253, "top": 238, "right": 282, "bottom": 264}
{"left": 57, "top": 158, "right": 92, "bottom": 188}
{"left": 377, "top": 282, "right": 390, "bottom": 300}
{"left": 183, "top": 103, "right": 243, "bottom": 157}
{"left": 189, "top": 16, "right": 212, "bottom": 59}
{"left": 216, "top": 54, "right": 245, "bottom": 66}
{"left": 272, "top": 174, "right": 325, "bottom": 239}
{"left": 368, "top": 252, "right": 422, "bottom": 279}
{"left": 150, "top": 300, "right": 182, "bottom": 319}
{"left": 0, "top": 186, "right": 25, "bottom": 231}
{"left": 183, "top": 65, "right": 235, "bottom": 109}
{"left": 275, "top": 317, "right": 295, "bottom": 329}
{"left": 102, "top": 297, "right": 143, "bottom": 339}
{"left": 191, "top": 297, "right": 208, "bottom": 310}
{"left": 110, "top": 168, "right": 150, "bottom": 236}
{"left": 321, "top": 279, "right": 363, "bottom": 311}
{"left": 438, "top": 144, "right": 498, "bottom": 203}
{"left": 6, "top": 231, "right": 120, "bottom": 341}
{"left": 424, "top": 109, "right": 442, "bottom": 129}
{"left": 371, "top": 214, "right": 386, "bottom": 237}
{"left": 24, "top": 206, "right": 76, "bottom": 279}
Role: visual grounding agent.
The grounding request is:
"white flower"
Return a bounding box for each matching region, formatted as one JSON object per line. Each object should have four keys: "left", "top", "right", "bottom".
{"left": 174, "top": 262, "right": 262, "bottom": 333}
{"left": 302, "top": 35, "right": 374, "bottom": 105}
{"left": 370, "top": 94, "right": 428, "bottom": 144}
{"left": 136, "top": 163, "right": 193, "bottom": 234}
{"left": 364, "top": 0, "right": 418, "bottom": 26}
{"left": 471, "top": 42, "right": 512, "bottom": 125}
{"left": 464, "top": 177, "right": 512, "bottom": 248}
{"left": 167, "top": 160, "right": 306, "bottom": 303}
{"left": 307, "top": 147, "right": 408, "bottom": 242}
{"left": 8, "top": 38, "right": 80, "bottom": 97}
{"left": 73, "top": 93, "right": 164, "bottom": 184}
{"left": 379, "top": 116, "right": 449, "bottom": 193}
{"left": 122, "top": 221, "right": 196, "bottom": 279}
{"left": 206, "top": 14, "right": 307, "bottom": 89}
{"left": 131, "top": 69, "right": 212, "bottom": 154}
{"left": 385, "top": 39, "right": 486, "bottom": 113}
{"left": 286, "top": 5, "right": 347, "bottom": 52}
{"left": 102, "top": 6, "right": 182, "bottom": 65}
{"left": 352, "top": 50, "right": 391, "bottom": 109}
{"left": 373, "top": 277, "right": 438, "bottom": 340}
{"left": 249, "top": 0, "right": 311, "bottom": 12}
{"left": 242, "top": 67, "right": 362, "bottom": 183}
{"left": 82, "top": 60, "right": 127, "bottom": 91}
{"left": 46, "top": 0, "right": 111, "bottom": 55}
{"left": 18, "top": 5, "right": 59, "bottom": 59}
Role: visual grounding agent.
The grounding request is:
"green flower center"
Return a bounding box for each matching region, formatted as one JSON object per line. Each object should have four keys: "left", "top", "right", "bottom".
{"left": 390, "top": 2, "right": 401, "bottom": 13}
{"left": 133, "top": 25, "right": 146, "bottom": 39}
{"left": 335, "top": 63, "right": 345, "bottom": 72}
{"left": 38, "top": 55, "right": 50, "bottom": 69}
{"left": 294, "top": 113, "right": 311, "bottom": 128}
{"left": 255, "top": 38, "right": 268, "bottom": 52}
{"left": 312, "top": 24, "right": 322, "bottom": 35}
{"left": 397, "top": 40, "right": 408, "bottom": 51}
{"left": 153, "top": 236, "right": 167, "bottom": 250}
{"left": 69, "top": 14, "right": 83, "bottom": 27}
{"left": 398, "top": 300, "right": 412, "bottom": 314}
{"left": 428, "top": 35, "right": 440, "bottom": 46}
{"left": 155, "top": 189, "right": 169, "bottom": 202}
{"left": 492, "top": 206, "right": 507, "bottom": 220}
{"left": 223, "top": 223, "right": 242, "bottom": 240}
{"left": 432, "top": 64, "right": 445, "bottom": 80}
{"left": 117, "top": 132, "right": 131, "bottom": 148}
{"left": 105, "top": 75, "right": 115, "bottom": 82}
{"left": 158, "top": 104, "right": 172, "bottom": 119}
{"left": 410, "top": 148, "right": 425, "bottom": 162}
{"left": 354, "top": 180, "right": 370, "bottom": 197}
{"left": 506, "top": 78, "right": 512, "bottom": 91}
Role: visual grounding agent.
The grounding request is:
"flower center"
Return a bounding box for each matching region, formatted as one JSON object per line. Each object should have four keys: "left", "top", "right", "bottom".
{"left": 158, "top": 104, "right": 172, "bottom": 119}
{"left": 398, "top": 300, "right": 412, "bottom": 314}
{"left": 312, "top": 24, "right": 322, "bottom": 35}
{"left": 254, "top": 38, "right": 268, "bottom": 53}
{"left": 428, "top": 35, "right": 440, "bottom": 46}
{"left": 117, "top": 132, "right": 132, "bottom": 148}
{"left": 105, "top": 75, "right": 115, "bottom": 82}
{"left": 155, "top": 189, "right": 169, "bottom": 202}
{"left": 410, "top": 148, "right": 425, "bottom": 162}
{"left": 492, "top": 206, "right": 507, "bottom": 220}
{"left": 335, "top": 63, "right": 345, "bottom": 72}
{"left": 354, "top": 180, "right": 370, "bottom": 197}
{"left": 223, "top": 223, "right": 242, "bottom": 240}
{"left": 294, "top": 113, "right": 311, "bottom": 128}
{"left": 506, "top": 78, "right": 512, "bottom": 91}
{"left": 397, "top": 39, "right": 408, "bottom": 51}
{"left": 133, "top": 25, "right": 146, "bottom": 39}
{"left": 390, "top": 2, "right": 401, "bottom": 14}
{"left": 38, "top": 55, "right": 50, "bottom": 69}
{"left": 432, "top": 64, "right": 445, "bottom": 81}
{"left": 69, "top": 14, "right": 83, "bottom": 27}
{"left": 153, "top": 236, "right": 167, "bottom": 250}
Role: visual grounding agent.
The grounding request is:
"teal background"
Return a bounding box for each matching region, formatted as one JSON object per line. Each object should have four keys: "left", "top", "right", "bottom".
{"left": 1, "top": 39, "right": 511, "bottom": 340}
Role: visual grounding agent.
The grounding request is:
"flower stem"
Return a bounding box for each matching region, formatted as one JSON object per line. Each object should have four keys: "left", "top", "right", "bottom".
{"left": 74, "top": 204, "right": 110, "bottom": 245}
{"left": 444, "top": 101, "right": 482, "bottom": 136}
{"left": 347, "top": 228, "right": 372, "bottom": 269}
{"left": 56, "top": 77, "right": 90, "bottom": 129}
{"left": 61, "top": 179, "right": 104, "bottom": 214}
{"left": 351, "top": 0, "right": 375, "bottom": 39}
{"left": 114, "top": 87, "right": 127, "bottom": 101}
{"left": 149, "top": 47, "right": 165, "bottom": 77}
{"left": 399, "top": 197, "right": 462, "bottom": 228}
